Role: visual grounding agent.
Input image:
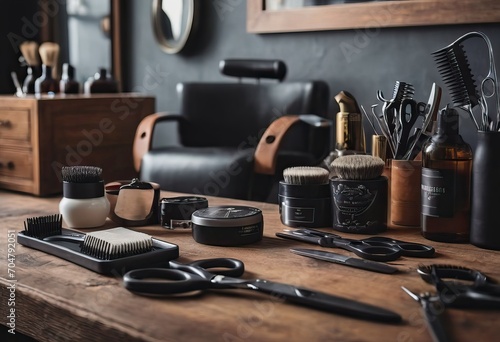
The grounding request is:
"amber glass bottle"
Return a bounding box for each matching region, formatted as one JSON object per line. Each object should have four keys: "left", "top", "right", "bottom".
{"left": 421, "top": 106, "right": 472, "bottom": 242}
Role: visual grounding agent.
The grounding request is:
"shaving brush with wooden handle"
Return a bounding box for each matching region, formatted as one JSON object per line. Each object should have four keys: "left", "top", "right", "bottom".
{"left": 19, "top": 41, "right": 41, "bottom": 94}
{"left": 35, "top": 42, "right": 60, "bottom": 94}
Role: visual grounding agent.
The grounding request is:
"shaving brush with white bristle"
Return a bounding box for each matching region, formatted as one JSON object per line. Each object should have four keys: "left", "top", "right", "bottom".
{"left": 20, "top": 41, "right": 41, "bottom": 94}
{"left": 279, "top": 166, "right": 332, "bottom": 228}
{"left": 35, "top": 42, "right": 60, "bottom": 94}
{"left": 330, "top": 155, "right": 388, "bottom": 234}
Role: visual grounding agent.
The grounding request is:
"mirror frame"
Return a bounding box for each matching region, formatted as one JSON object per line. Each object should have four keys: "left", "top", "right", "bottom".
{"left": 111, "top": 0, "right": 122, "bottom": 91}
{"left": 152, "top": 0, "right": 196, "bottom": 54}
{"left": 41, "top": 0, "right": 123, "bottom": 91}
{"left": 247, "top": 0, "right": 500, "bottom": 33}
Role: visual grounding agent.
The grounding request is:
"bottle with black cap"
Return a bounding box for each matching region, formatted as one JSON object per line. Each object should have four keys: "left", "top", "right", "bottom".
{"left": 421, "top": 106, "right": 472, "bottom": 242}
{"left": 60, "top": 63, "right": 80, "bottom": 94}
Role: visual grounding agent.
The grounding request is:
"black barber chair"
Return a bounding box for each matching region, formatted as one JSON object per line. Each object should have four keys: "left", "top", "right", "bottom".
{"left": 133, "top": 59, "right": 331, "bottom": 203}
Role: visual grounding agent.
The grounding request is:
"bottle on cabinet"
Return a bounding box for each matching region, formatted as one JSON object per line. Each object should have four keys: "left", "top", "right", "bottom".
{"left": 35, "top": 42, "right": 60, "bottom": 95}
{"left": 60, "top": 63, "right": 80, "bottom": 94}
{"left": 84, "top": 68, "right": 118, "bottom": 94}
{"left": 421, "top": 106, "right": 472, "bottom": 243}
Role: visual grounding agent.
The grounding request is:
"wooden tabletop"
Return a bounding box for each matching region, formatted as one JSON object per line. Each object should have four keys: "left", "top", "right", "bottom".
{"left": 1, "top": 189, "right": 499, "bottom": 342}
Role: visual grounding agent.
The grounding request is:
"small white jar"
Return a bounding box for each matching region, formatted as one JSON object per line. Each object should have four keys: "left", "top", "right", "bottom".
{"left": 59, "top": 180, "right": 110, "bottom": 228}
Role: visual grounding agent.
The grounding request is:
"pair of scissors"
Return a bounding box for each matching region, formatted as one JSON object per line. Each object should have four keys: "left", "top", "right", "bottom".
{"left": 276, "top": 228, "right": 435, "bottom": 262}
{"left": 123, "top": 258, "right": 402, "bottom": 323}
{"left": 395, "top": 99, "right": 423, "bottom": 158}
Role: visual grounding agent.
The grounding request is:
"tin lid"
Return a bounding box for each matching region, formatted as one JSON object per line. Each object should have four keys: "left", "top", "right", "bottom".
{"left": 191, "top": 206, "right": 263, "bottom": 227}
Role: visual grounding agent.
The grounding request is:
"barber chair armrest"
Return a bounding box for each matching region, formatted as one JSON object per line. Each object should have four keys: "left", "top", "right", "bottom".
{"left": 133, "top": 112, "right": 185, "bottom": 172}
{"left": 253, "top": 115, "right": 331, "bottom": 175}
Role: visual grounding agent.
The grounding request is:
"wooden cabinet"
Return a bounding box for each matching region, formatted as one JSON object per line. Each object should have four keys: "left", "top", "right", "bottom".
{"left": 0, "top": 94, "right": 155, "bottom": 196}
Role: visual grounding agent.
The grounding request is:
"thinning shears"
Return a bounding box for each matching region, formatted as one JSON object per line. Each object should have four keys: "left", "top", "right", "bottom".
{"left": 276, "top": 228, "right": 435, "bottom": 262}
{"left": 123, "top": 258, "right": 401, "bottom": 323}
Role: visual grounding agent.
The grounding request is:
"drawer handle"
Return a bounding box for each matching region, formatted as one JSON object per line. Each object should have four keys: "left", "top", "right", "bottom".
{"left": 0, "top": 162, "right": 15, "bottom": 170}
{"left": 0, "top": 120, "right": 11, "bottom": 127}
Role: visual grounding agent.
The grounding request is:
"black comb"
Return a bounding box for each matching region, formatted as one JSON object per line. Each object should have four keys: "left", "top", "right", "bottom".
{"left": 24, "top": 214, "right": 62, "bottom": 239}
{"left": 433, "top": 44, "right": 479, "bottom": 108}
{"left": 432, "top": 32, "right": 484, "bottom": 129}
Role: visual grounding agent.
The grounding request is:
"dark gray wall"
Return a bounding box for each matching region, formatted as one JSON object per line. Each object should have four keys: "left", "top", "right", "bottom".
{"left": 123, "top": 1, "right": 500, "bottom": 151}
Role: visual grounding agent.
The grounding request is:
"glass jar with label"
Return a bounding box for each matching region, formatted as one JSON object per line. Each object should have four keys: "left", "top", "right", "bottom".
{"left": 421, "top": 106, "right": 472, "bottom": 242}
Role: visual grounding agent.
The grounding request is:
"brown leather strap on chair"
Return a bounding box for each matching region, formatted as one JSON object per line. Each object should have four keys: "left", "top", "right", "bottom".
{"left": 133, "top": 112, "right": 164, "bottom": 172}
{"left": 254, "top": 115, "right": 301, "bottom": 175}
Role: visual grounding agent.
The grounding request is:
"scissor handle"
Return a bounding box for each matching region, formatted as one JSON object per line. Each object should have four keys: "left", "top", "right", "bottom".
{"left": 327, "top": 238, "right": 402, "bottom": 262}
{"left": 123, "top": 268, "right": 211, "bottom": 295}
{"left": 178, "top": 258, "right": 245, "bottom": 278}
{"left": 123, "top": 258, "right": 245, "bottom": 296}
{"left": 363, "top": 237, "right": 435, "bottom": 258}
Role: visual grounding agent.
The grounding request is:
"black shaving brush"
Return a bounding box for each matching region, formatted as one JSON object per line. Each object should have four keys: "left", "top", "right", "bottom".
{"left": 59, "top": 166, "right": 110, "bottom": 228}
{"left": 279, "top": 166, "right": 332, "bottom": 228}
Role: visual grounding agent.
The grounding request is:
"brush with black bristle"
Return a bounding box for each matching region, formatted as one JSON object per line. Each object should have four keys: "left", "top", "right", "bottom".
{"left": 330, "top": 155, "right": 385, "bottom": 180}
{"left": 22, "top": 215, "right": 153, "bottom": 260}
{"left": 432, "top": 33, "right": 481, "bottom": 130}
{"left": 24, "top": 214, "right": 62, "bottom": 239}
{"left": 283, "top": 166, "right": 330, "bottom": 185}
{"left": 61, "top": 166, "right": 103, "bottom": 183}
{"left": 59, "top": 165, "right": 110, "bottom": 228}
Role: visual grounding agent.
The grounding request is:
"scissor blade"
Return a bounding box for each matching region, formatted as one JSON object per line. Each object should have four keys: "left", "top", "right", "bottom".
{"left": 246, "top": 279, "right": 402, "bottom": 323}
{"left": 290, "top": 248, "right": 398, "bottom": 274}
{"left": 275, "top": 231, "right": 323, "bottom": 246}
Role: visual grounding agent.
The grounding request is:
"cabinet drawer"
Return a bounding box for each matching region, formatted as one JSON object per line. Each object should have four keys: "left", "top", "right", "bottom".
{"left": 0, "top": 148, "right": 33, "bottom": 179}
{"left": 0, "top": 110, "right": 30, "bottom": 142}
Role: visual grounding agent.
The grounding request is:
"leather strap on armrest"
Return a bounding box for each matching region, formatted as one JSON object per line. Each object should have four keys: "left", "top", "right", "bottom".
{"left": 133, "top": 112, "right": 183, "bottom": 172}
{"left": 254, "top": 115, "right": 301, "bottom": 175}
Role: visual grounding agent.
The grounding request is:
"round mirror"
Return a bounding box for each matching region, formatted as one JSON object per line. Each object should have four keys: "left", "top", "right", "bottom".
{"left": 152, "top": 0, "right": 196, "bottom": 54}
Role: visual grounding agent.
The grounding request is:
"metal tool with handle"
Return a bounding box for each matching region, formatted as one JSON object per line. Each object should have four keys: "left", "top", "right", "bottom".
{"left": 403, "top": 83, "right": 442, "bottom": 160}
{"left": 123, "top": 258, "right": 402, "bottom": 323}
{"left": 395, "top": 98, "right": 420, "bottom": 158}
{"left": 276, "top": 228, "right": 435, "bottom": 262}
{"left": 290, "top": 248, "right": 398, "bottom": 274}
{"left": 401, "top": 287, "right": 451, "bottom": 342}
{"left": 417, "top": 264, "right": 500, "bottom": 309}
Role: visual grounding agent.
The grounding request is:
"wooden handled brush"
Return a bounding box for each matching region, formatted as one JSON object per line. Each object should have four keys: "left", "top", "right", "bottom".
{"left": 19, "top": 41, "right": 40, "bottom": 67}
{"left": 39, "top": 42, "right": 60, "bottom": 79}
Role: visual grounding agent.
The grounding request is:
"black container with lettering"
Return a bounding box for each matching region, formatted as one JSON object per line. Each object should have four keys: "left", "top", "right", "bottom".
{"left": 421, "top": 106, "right": 472, "bottom": 243}
{"left": 278, "top": 181, "right": 332, "bottom": 228}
